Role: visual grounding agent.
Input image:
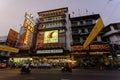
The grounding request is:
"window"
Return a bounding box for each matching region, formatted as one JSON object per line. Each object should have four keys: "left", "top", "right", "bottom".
{"left": 73, "top": 38, "right": 80, "bottom": 43}
{"left": 94, "top": 38, "right": 97, "bottom": 41}
{"left": 59, "top": 29, "right": 65, "bottom": 33}
{"left": 82, "top": 36, "right": 86, "bottom": 40}
{"left": 114, "top": 24, "right": 120, "bottom": 30}
{"left": 72, "top": 29, "right": 78, "bottom": 34}
{"left": 81, "top": 29, "right": 85, "bottom": 33}
{"left": 104, "top": 26, "right": 111, "bottom": 32}
{"left": 88, "top": 27, "right": 92, "bottom": 32}
{"left": 72, "top": 21, "right": 78, "bottom": 26}
{"left": 85, "top": 19, "right": 93, "bottom": 24}
{"left": 80, "top": 21, "right": 84, "bottom": 25}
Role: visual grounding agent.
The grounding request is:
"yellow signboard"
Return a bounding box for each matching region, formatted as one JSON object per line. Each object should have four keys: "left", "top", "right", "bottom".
{"left": 0, "top": 45, "right": 19, "bottom": 53}
{"left": 83, "top": 17, "right": 104, "bottom": 48}
{"left": 71, "top": 44, "right": 109, "bottom": 51}
{"left": 23, "top": 13, "right": 35, "bottom": 45}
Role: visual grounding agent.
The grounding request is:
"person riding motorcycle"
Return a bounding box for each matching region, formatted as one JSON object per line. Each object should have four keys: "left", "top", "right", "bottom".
{"left": 61, "top": 62, "right": 72, "bottom": 73}
{"left": 21, "top": 62, "right": 31, "bottom": 73}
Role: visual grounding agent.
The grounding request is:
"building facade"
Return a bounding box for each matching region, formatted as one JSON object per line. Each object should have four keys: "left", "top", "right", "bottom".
{"left": 0, "top": 29, "right": 19, "bottom": 67}
{"left": 103, "top": 23, "right": 120, "bottom": 66}
{"left": 10, "top": 13, "right": 36, "bottom": 65}
{"left": 70, "top": 14, "right": 111, "bottom": 68}
{"left": 6, "top": 8, "right": 120, "bottom": 69}
{"left": 35, "top": 7, "right": 71, "bottom": 65}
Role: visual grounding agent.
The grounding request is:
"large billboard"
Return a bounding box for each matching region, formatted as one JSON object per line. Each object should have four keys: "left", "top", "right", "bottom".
{"left": 44, "top": 30, "right": 58, "bottom": 43}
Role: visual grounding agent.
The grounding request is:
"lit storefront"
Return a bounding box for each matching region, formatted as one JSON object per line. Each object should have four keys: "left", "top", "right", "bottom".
{"left": 71, "top": 43, "right": 111, "bottom": 68}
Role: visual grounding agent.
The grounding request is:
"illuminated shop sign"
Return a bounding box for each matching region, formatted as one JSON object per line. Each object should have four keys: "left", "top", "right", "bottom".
{"left": 25, "top": 14, "right": 35, "bottom": 26}
{"left": 23, "top": 13, "right": 35, "bottom": 46}
{"left": 24, "top": 30, "right": 30, "bottom": 45}
{"left": 37, "top": 49, "right": 63, "bottom": 54}
{"left": 71, "top": 44, "right": 110, "bottom": 51}
{"left": 44, "top": 30, "right": 58, "bottom": 43}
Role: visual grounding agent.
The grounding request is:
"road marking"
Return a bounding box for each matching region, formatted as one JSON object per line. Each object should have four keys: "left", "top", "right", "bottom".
{"left": 61, "top": 79, "right": 70, "bottom": 80}
{"left": 25, "top": 77, "right": 35, "bottom": 80}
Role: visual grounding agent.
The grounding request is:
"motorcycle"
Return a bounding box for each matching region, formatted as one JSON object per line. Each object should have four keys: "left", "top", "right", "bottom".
{"left": 61, "top": 66, "right": 72, "bottom": 73}
{"left": 20, "top": 65, "right": 31, "bottom": 73}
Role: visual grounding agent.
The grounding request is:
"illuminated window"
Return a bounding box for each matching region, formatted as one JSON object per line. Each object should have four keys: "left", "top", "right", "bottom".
{"left": 59, "top": 29, "right": 65, "bottom": 33}
{"left": 28, "top": 26, "right": 31, "bottom": 30}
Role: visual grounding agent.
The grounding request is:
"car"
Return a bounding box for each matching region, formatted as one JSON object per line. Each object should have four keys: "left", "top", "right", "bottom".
{"left": 39, "top": 63, "right": 51, "bottom": 69}
{"left": 0, "top": 63, "right": 6, "bottom": 68}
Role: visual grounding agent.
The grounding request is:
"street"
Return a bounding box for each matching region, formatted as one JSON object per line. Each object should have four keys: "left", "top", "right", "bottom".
{"left": 0, "top": 68, "right": 120, "bottom": 80}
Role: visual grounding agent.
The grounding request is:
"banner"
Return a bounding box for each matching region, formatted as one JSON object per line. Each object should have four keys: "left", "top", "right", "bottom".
{"left": 83, "top": 17, "right": 104, "bottom": 48}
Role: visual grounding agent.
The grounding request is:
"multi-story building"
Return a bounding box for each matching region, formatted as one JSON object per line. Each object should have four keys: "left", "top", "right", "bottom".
{"left": 12, "top": 13, "right": 35, "bottom": 64}
{"left": 0, "top": 36, "right": 7, "bottom": 45}
{"left": 35, "top": 7, "right": 71, "bottom": 64}
{"left": 103, "top": 22, "right": 120, "bottom": 66}
{"left": 70, "top": 14, "right": 111, "bottom": 68}
{"left": 16, "top": 13, "right": 35, "bottom": 51}
{"left": 0, "top": 36, "right": 9, "bottom": 60}
{"left": 5, "top": 8, "right": 120, "bottom": 68}
{"left": 0, "top": 29, "right": 18, "bottom": 65}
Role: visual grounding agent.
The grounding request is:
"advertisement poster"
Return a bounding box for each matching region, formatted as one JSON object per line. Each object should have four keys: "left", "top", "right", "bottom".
{"left": 44, "top": 30, "right": 58, "bottom": 43}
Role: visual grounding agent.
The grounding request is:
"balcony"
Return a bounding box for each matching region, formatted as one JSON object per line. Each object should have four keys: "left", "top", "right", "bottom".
{"left": 38, "top": 25, "right": 66, "bottom": 31}
{"left": 40, "top": 18, "right": 66, "bottom": 24}
{"left": 72, "top": 32, "right": 89, "bottom": 36}
{"left": 71, "top": 23, "right": 95, "bottom": 28}
{"left": 72, "top": 32, "right": 79, "bottom": 35}
{"left": 40, "top": 14, "right": 66, "bottom": 19}
{"left": 72, "top": 42, "right": 82, "bottom": 45}
{"left": 103, "top": 30, "right": 120, "bottom": 37}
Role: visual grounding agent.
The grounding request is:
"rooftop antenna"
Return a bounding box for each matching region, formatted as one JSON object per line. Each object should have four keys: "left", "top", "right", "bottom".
{"left": 86, "top": 9, "right": 88, "bottom": 15}
{"left": 78, "top": 9, "right": 80, "bottom": 16}
{"left": 72, "top": 11, "right": 75, "bottom": 17}
{"left": 92, "top": 12, "right": 94, "bottom": 15}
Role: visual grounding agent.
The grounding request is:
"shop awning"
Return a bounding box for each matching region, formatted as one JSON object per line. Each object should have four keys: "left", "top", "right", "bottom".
{"left": 0, "top": 45, "right": 19, "bottom": 53}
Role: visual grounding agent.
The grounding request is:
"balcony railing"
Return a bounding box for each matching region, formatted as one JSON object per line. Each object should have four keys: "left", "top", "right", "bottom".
{"left": 40, "top": 18, "right": 66, "bottom": 23}
{"left": 71, "top": 23, "right": 95, "bottom": 27}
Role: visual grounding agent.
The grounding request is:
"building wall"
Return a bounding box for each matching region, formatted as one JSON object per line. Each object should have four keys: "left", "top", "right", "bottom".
{"left": 70, "top": 14, "right": 109, "bottom": 54}
{"left": 65, "top": 13, "right": 71, "bottom": 51}
{"left": 103, "top": 23, "right": 120, "bottom": 45}
{"left": 36, "top": 8, "right": 70, "bottom": 51}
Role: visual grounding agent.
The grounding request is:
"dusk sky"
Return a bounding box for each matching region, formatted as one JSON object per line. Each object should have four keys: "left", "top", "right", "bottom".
{"left": 0, "top": 0, "right": 120, "bottom": 36}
